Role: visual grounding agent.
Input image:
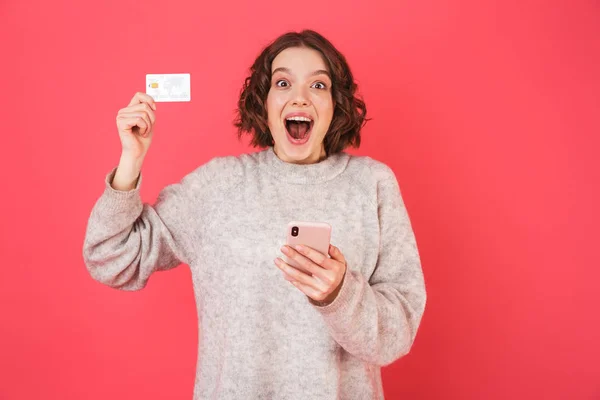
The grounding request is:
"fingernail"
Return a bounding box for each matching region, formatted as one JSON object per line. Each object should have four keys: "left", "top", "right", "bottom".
{"left": 295, "top": 245, "right": 303, "bottom": 252}
{"left": 280, "top": 246, "right": 289, "bottom": 254}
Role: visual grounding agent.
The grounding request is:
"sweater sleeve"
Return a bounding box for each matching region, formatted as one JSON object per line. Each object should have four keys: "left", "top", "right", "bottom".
{"left": 82, "top": 166, "right": 198, "bottom": 291}
{"left": 312, "top": 171, "right": 427, "bottom": 367}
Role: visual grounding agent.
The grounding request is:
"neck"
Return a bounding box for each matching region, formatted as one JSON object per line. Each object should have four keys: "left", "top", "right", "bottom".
{"left": 261, "top": 146, "right": 349, "bottom": 184}
{"left": 274, "top": 145, "right": 327, "bottom": 165}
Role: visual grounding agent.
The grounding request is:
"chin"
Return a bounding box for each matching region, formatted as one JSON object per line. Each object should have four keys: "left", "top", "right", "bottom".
{"left": 278, "top": 142, "right": 311, "bottom": 159}
{"left": 273, "top": 135, "right": 322, "bottom": 164}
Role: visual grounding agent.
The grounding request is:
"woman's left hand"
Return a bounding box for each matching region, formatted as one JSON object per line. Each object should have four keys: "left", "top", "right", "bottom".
{"left": 275, "top": 244, "right": 347, "bottom": 305}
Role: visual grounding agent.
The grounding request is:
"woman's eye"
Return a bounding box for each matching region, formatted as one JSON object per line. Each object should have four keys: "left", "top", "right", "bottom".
{"left": 312, "top": 82, "right": 327, "bottom": 89}
{"left": 276, "top": 80, "right": 289, "bottom": 87}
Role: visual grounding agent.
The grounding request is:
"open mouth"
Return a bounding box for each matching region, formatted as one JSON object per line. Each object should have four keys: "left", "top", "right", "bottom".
{"left": 285, "top": 116, "right": 314, "bottom": 141}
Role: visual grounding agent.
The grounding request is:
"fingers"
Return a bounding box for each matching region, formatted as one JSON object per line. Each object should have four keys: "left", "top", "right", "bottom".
{"left": 276, "top": 244, "right": 347, "bottom": 303}
{"left": 128, "top": 92, "right": 157, "bottom": 110}
{"left": 118, "top": 98, "right": 155, "bottom": 134}
{"left": 126, "top": 103, "right": 156, "bottom": 124}
{"left": 286, "top": 244, "right": 346, "bottom": 270}
{"left": 274, "top": 258, "right": 330, "bottom": 292}
{"left": 294, "top": 244, "right": 328, "bottom": 267}
{"left": 279, "top": 245, "right": 335, "bottom": 284}
{"left": 281, "top": 246, "right": 327, "bottom": 279}
{"left": 118, "top": 113, "right": 150, "bottom": 136}
{"left": 289, "top": 244, "right": 341, "bottom": 272}
{"left": 290, "top": 280, "right": 325, "bottom": 301}
{"left": 128, "top": 116, "right": 149, "bottom": 136}
{"left": 119, "top": 98, "right": 156, "bottom": 137}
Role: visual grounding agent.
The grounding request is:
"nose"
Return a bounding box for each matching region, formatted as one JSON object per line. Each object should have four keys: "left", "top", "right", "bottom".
{"left": 291, "top": 86, "right": 310, "bottom": 107}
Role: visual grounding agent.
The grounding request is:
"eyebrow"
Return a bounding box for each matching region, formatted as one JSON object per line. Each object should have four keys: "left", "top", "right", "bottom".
{"left": 272, "top": 67, "right": 331, "bottom": 79}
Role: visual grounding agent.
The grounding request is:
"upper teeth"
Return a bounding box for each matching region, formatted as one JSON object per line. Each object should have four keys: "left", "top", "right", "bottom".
{"left": 286, "top": 116, "right": 312, "bottom": 122}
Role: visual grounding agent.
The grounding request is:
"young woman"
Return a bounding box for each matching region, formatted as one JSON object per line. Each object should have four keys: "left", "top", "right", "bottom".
{"left": 83, "top": 30, "right": 427, "bottom": 400}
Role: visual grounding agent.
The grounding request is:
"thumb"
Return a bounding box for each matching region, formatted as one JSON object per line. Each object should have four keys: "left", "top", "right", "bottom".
{"left": 329, "top": 244, "right": 345, "bottom": 263}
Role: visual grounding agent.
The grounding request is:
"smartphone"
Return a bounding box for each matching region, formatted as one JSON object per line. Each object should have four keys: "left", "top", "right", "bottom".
{"left": 284, "top": 221, "right": 332, "bottom": 275}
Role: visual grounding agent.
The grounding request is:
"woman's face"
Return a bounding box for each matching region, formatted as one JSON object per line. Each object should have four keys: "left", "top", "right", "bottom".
{"left": 266, "top": 46, "right": 334, "bottom": 164}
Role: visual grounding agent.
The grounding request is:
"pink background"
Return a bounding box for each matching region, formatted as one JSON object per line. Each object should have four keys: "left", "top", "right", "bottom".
{"left": 1, "top": 0, "right": 599, "bottom": 399}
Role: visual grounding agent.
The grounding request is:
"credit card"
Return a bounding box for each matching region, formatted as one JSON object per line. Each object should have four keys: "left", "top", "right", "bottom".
{"left": 145, "top": 73, "right": 191, "bottom": 102}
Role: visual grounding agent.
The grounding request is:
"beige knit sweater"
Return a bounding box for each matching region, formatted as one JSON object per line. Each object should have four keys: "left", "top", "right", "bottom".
{"left": 83, "top": 147, "right": 427, "bottom": 399}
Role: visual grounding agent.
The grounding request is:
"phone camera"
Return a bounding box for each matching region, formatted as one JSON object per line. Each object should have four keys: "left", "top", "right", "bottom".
{"left": 291, "top": 226, "right": 299, "bottom": 237}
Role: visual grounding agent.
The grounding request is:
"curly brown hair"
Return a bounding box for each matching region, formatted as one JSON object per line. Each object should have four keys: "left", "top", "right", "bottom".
{"left": 234, "top": 30, "right": 368, "bottom": 155}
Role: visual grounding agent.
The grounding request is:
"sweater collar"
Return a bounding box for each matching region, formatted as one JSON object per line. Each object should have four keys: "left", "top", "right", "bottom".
{"left": 260, "top": 146, "right": 350, "bottom": 184}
